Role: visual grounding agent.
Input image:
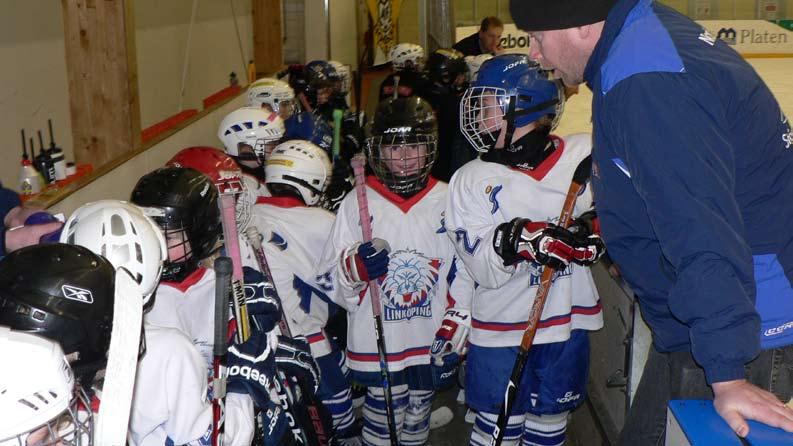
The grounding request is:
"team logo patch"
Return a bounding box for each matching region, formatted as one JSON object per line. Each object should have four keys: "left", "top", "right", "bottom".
{"left": 380, "top": 250, "right": 442, "bottom": 322}
{"left": 526, "top": 261, "right": 572, "bottom": 286}
{"left": 488, "top": 184, "right": 503, "bottom": 214}
{"left": 61, "top": 284, "right": 94, "bottom": 304}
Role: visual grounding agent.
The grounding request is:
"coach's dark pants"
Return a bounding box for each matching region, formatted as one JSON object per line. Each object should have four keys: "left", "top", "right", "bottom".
{"left": 618, "top": 344, "right": 793, "bottom": 446}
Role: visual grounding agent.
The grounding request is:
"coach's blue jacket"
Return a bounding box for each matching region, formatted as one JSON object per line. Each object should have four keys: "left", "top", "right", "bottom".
{"left": 586, "top": 0, "right": 793, "bottom": 383}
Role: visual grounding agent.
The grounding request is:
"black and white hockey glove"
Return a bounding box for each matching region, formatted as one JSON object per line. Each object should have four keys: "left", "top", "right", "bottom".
{"left": 227, "top": 330, "right": 279, "bottom": 409}
{"left": 275, "top": 335, "right": 320, "bottom": 397}
{"left": 493, "top": 217, "right": 606, "bottom": 269}
{"left": 243, "top": 266, "right": 281, "bottom": 334}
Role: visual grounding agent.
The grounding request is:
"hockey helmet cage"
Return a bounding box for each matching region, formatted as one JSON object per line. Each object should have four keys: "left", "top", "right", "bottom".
{"left": 460, "top": 54, "right": 563, "bottom": 153}
{"left": 0, "top": 328, "right": 92, "bottom": 444}
{"left": 366, "top": 96, "right": 438, "bottom": 196}
{"left": 218, "top": 106, "right": 285, "bottom": 162}
{"left": 130, "top": 167, "right": 221, "bottom": 282}
{"left": 247, "top": 77, "right": 297, "bottom": 120}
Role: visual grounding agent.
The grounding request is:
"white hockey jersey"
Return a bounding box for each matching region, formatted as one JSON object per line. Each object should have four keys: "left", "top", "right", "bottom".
{"left": 128, "top": 324, "right": 213, "bottom": 446}
{"left": 144, "top": 271, "right": 255, "bottom": 446}
{"left": 146, "top": 268, "right": 217, "bottom": 374}
{"left": 316, "top": 176, "right": 456, "bottom": 373}
{"left": 445, "top": 134, "right": 603, "bottom": 348}
{"left": 249, "top": 195, "right": 336, "bottom": 357}
{"left": 128, "top": 324, "right": 253, "bottom": 446}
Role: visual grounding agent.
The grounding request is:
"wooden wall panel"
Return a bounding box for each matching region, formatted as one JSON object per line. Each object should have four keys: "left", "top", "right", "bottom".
{"left": 253, "top": 0, "right": 283, "bottom": 75}
{"left": 62, "top": 0, "right": 140, "bottom": 168}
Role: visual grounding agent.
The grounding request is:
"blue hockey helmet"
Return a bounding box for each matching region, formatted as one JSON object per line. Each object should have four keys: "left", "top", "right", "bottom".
{"left": 460, "top": 54, "right": 563, "bottom": 152}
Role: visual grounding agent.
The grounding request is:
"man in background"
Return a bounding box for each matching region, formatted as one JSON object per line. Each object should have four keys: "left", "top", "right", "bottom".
{"left": 454, "top": 16, "right": 505, "bottom": 56}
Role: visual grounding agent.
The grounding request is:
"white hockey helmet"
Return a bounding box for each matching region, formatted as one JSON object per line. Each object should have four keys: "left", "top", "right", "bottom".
{"left": 0, "top": 328, "right": 93, "bottom": 445}
{"left": 464, "top": 54, "right": 494, "bottom": 82}
{"left": 60, "top": 199, "right": 167, "bottom": 309}
{"left": 265, "top": 140, "right": 331, "bottom": 206}
{"left": 389, "top": 43, "right": 425, "bottom": 71}
{"left": 328, "top": 61, "right": 352, "bottom": 94}
{"left": 218, "top": 106, "right": 286, "bottom": 162}
{"left": 247, "top": 78, "right": 297, "bottom": 120}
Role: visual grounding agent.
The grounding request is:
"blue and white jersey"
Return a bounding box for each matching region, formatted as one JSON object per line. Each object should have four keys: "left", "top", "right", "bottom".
{"left": 445, "top": 134, "right": 603, "bottom": 348}
{"left": 250, "top": 195, "right": 337, "bottom": 357}
{"left": 316, "top": 176, "right": 456, "bottom": 374}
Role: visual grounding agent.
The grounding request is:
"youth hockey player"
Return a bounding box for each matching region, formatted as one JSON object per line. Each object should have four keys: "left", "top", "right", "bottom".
{"left": 248, "top": 77, "right": 298, "bottom": 121}
{"left": 378, "top": 43, "right": 429, "bottom": 102}
{"left": 251, "top": 139, "right": 360, "bottom": 443}
{"left": 448, "top": 54, "right": 605, "bottom": 446}
{"left": 131, "top": 166, "right": 320, "bottom": 445}
{"left": 0, "top": 328, "right": 94, "bottom": 445}
{"left": 218, "top": 106, "right": 286, "bottom": 182}
{"left": 317, "top": 96, "right": 457, "bottom": 446}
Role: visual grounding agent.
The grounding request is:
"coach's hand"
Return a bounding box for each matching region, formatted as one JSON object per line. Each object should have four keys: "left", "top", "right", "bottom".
{"left": 713, "top": 379, "right": 793, "bottom": 437}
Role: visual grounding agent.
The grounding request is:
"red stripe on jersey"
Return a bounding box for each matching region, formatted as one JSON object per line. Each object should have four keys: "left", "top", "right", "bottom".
{"left": 472, "top": 302, "right": 602, "bottom": 331}
{"left": 366, "top": 175, "right": 439, "bottom": 213}
{"left": 161, "top": 267, "right": 208, "bottom": 292}
{"left": 347, "top": 346, "right": 430, "bottom": 362}
{"left": 307, "top": 332, "right": 326, "bottom": 344}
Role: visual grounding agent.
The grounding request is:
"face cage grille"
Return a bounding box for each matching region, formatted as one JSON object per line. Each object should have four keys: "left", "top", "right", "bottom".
{"left": 3, "top": 387, "right": 94, "bottom": 446}
{"left": 365, "top": 134, "right": 437, "bottom": 195}
{"left": 460, "top": 86, "right": 508, "bottom": 153}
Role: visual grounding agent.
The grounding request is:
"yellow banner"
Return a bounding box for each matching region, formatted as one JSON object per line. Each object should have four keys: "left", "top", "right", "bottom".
{"left": 366, "top": 0, "right": 403, "bottom": 56}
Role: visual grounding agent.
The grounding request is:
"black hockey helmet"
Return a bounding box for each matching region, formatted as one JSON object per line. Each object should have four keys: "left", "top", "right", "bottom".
{"left": 130, "top": 166, "right": 221, "bottom": 282}
{"left": 365, "top": 96, "right": 438, "bottom": 197}
{"left": 426, "top": 48, "right": 470, "bottom": 94}
{"left": 0, "top": 243, "right": 115, "bottom": 383}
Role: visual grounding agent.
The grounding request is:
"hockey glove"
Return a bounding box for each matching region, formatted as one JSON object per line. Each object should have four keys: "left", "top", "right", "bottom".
{"left": 493, "top": 218, "right": 606, "bottom": 269}
{"left": 341, "top": 238, "right": 391, "bottom": 285}
{"left": 430, "top": 308, "right": 471, "bottom": 367}
{"left": 227, "top": 329, "right": 280, "bottom": 410}
{"left": 275, "top": 335, "right": 321, "bottom": 397}
{"left": 243, "top": 266, "right": 281, "bottom": 334}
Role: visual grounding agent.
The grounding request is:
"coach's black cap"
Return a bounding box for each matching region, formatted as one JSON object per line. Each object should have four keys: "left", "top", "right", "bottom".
{"left": 509, "top": 0, "right": 619, "bottom": 31}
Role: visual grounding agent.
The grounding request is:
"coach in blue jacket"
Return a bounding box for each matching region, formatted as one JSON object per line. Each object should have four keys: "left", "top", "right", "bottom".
{"left": 510, "top": 0, "right": 793, "bottom": 443}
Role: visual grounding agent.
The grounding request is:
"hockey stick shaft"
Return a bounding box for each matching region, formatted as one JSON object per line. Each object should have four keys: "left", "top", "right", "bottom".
{"left": 491, "top": 155, "right": 593, "bottom": 446}
{"left": 351, "top": 154, "right": 399, "bottom": 446}
{"left": 244, "top": 226, "right": 331, "bottom": 446}
{"left": 213, "top": 257, "right": 233, "bottom": 446}
{"left": 218, "top": 193, "right": 252, "bottom": 344}
{"left": 332, "top": 109, "right": 343, "bottom": 162}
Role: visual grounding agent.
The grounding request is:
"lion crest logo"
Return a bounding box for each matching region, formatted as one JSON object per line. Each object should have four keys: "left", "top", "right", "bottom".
{"left": 380, "top": 249, "right": 442, "bottom": 322}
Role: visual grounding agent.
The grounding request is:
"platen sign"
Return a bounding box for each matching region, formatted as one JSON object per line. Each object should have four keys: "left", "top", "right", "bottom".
{"left": 697, "top": 20, "right": 793, "bottom": 54}
{"left": 455, "top": 24, "right": 531, "bottom": 55}
{"left": 457, "top": 20, "right": 793, "bottom": 56}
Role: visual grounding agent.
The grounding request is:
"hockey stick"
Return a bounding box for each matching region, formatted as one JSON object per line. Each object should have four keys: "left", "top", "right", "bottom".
{"left": 212, "top": 257, "right": 232, "bottom": 446}
{"left": 350, "top": 153, "right": 399, "bottom": 446}
{"left": 491, "top": 155, "right": 593, "bottom": 446}
{"left": 244, "top": 226, "right": 332, "bottom": 446}
{"left": 95, "top": 268, "right": 143, "bottom": 445}
{"left": 216, "top": 176, "right": 252, "bottom": 345}
{"left": 332, "top": 109, "right": 343, "bottom": 162}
